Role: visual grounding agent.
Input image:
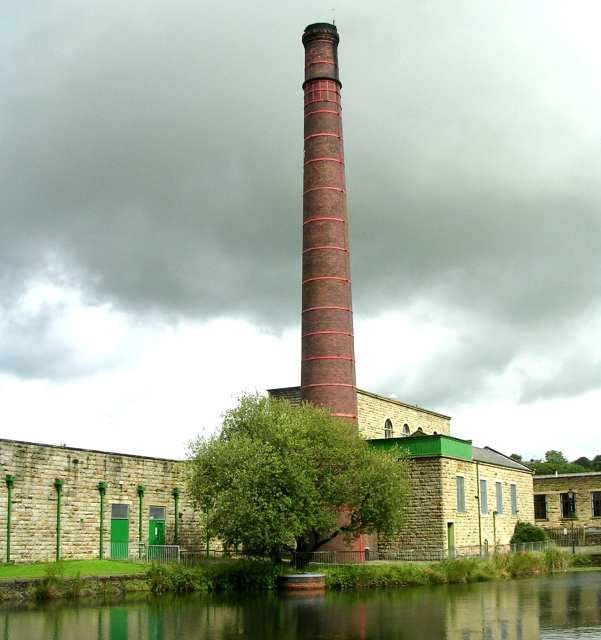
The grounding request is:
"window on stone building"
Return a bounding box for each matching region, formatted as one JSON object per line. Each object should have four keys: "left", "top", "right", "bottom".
{"left": 560, "top": 492, "right": 576, "bottom": 519}
{"left": 111, "top": 504, "right": 129, "bottom": 519}
{"left": 403, "top": 423, "right": 410, "bottom": 435}
{"left": 384, "top": 419, "right": 393, "bottom": 438}
{"left": 534, "top": 494, "right": 547, "bottom": 520}
{"left": 479, "top": 479, "right": 488, "bottom": 514}
{"left": 510, "top": 484, "right": 518, "bottom": 516}
{"left": 495, "top": 482, "right": 504, "bottom": 514}
{"left": 592, "top": 492, "right": 601, "bottom": 518}
{"left": 456, "top": 476, "right": 466, "bottom": 512}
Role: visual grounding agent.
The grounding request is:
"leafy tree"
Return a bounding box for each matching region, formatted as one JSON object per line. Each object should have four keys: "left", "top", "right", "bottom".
{"left": 509, "top": 454, "right": 523, "bottom": 462}
{"left": 592, "top": 455, "right": 601, "bottom": 472}
{"left": 573, "top": 457, "right": 592, "bottom": 470}
{"left": 187, "top": 394, "right": 409, "bottom": 561}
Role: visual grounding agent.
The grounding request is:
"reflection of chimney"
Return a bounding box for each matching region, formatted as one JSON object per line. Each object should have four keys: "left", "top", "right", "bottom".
{"left": 300, "top": 23, "right": 358, "bottom": 422}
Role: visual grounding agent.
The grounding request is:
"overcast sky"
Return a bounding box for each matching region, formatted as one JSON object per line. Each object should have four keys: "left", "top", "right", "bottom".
{"left": 1, "top": 1, "right": 600, "bottom": 460}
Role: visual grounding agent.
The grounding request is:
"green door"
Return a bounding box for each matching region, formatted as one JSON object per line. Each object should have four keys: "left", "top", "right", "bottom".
{"left": 149, "top": 519, "right": 165, "bottom": 546}
{"left": 110, "top": 504, "right": 129, "bottom": 559}
{"left": 148, "top": 506, "right": 166, "bottom": 560}
{"left": 447, "top": 522, "right": 455, "bottom": 559}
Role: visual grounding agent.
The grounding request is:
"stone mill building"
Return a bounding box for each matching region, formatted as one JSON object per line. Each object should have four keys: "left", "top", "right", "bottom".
{"left": 0, "top": 22, "right": 535, "bottom": 564}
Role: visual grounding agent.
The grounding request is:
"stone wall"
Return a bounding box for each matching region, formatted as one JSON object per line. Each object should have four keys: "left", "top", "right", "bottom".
{"left": 268, "top": 386, "right": 451, "bottom": 439}
{"left": 380, "top": 457, "right": 534, "bottom": 556}
{"left": 440, "top": 459, "right": 534, "bottom": 550}
{"left": 357, "top": 390, "right": 450, "bottom": 439}
{"left": 379, "top": 457, "right": 445, "bottom": 554}
{"left": 0, "top": 439, "right": 202, "bottom": 563}
{"left": 533, "top": 473, "right": 601, "bottom": 529}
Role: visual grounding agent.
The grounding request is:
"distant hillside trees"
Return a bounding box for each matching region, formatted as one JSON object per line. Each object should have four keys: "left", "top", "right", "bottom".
{"left": 511, "top": 450, "right": 601, "bottom": 475}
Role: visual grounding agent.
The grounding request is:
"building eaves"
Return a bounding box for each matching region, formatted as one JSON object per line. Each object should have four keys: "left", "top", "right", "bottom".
{"left": 267, "top": 386, "right": 451, "bottom": 420}
{"left": 534, "top": 471, "right": 601, "bottom": 480}
{"left": 0, "top": 437, "right": 182, "bottom": 463}
{"left": 473, "top": 446, "right": 532, "bottom": 473}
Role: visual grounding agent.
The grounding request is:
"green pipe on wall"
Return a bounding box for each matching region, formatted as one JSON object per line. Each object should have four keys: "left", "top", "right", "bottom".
{"left": 137, "top": 485, "right": 145, "bottom": 547}
{"left": 172, "top": 488, "right": 180, "bottom": 545}
{"left": 54, "top": 479, "right": 64, "bottom": 562}
{"left": 98, "top": 481, "right": 107, "bottom": 559}
{"left": 5, "top": 476, "right": 15, "bottom": 563}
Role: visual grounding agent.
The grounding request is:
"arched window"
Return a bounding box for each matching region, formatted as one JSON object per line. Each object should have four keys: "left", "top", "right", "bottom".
{"left": 402, "top": 423, "right": 410, "bottom": 436}
{"left": 384, "top": 419, "right": 393, "bottom": 438}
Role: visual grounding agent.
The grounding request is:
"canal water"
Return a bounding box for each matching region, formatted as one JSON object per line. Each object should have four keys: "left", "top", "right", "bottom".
{"left": 2, "top": 571, "right": 601, "bottom": 639}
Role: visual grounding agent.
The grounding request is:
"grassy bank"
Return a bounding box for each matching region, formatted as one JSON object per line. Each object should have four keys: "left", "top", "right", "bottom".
{"left": 323, "top": 548, "right": 572, "bottom": 590}
{"left": 0, "top": 560, "right": 147, "bottom": 582}
{"left": 145, "top": 549, "right": 577, "bottom": 594}
{"left": 0, "top": 549, "right": 590, "bottom": 603}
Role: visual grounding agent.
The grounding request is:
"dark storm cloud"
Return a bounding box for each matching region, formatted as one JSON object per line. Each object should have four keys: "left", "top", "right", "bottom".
{"left": 2, "top": 1, "right": 600, "bottom": 403}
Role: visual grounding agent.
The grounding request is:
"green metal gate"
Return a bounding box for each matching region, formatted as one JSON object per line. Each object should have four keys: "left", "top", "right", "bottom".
{"left": 110, "top": 503, "right": 129, "bottom": 559}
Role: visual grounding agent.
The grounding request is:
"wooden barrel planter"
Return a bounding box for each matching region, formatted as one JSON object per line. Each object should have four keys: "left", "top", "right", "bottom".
{"left": 277, "top": 573, "right": 326, "bottom": 592}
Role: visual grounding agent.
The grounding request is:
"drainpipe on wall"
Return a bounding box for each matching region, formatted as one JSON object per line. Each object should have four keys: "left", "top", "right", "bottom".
{"left": 97, "top": 481, "right": 107, "bottom": 559}
{"left": 172, "top": 488, "right": 180, "bottom": 545}
{"left": 54, "top": 479, "right": 64, "bottom": 562}
{"left": 5, "top": 475, "right": 15, "bottom": 563}
{"left": 475, "top": 462, "right": 482, "bottom": 556}
{"left": 137, "top": 485, "right": 145, "bottom": 552}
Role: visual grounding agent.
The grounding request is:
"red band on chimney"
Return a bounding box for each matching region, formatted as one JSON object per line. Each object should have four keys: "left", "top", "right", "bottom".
{"left": 302, "top": 355, "right": 354, "bottom": 362}
{"left": 303, "top": 216, "right": 345, "bottom": 225}
{"left": 301, "top": 383, "right": 355, "bottom": 389}
{"left": 304, "top": 133, "right": 341, "bottom": 141}
{"left": 303, "top": 157, "right": 344, "bottom": 166}
{"left": 302, "top": 245, "right": 347, "bottom": 253}
{"left": 303, "top": 186, "right": 345, "bottom": 194}
{"left": 302, "top": 330, "right": 353, "bottom": 337}
{"left": 303, "top": 276, "right": 350, "bottom": 284}
{"left": 305, "top": 60, "right": 336, "bottom": 67}
{"left": 304, "top": 110, "right": 340, "bottom": 117}
{"left": 302, "top": 305, "right": 351, "bottom": 314}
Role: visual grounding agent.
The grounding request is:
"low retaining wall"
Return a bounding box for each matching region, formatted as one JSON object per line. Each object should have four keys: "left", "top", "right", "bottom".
{"left": 0, "top": 573, "right": 149, "bottom": 604}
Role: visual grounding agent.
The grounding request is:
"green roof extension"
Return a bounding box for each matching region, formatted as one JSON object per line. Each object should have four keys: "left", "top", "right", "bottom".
{"left": 368, "top": 434, "right": 473, "bottom": 461}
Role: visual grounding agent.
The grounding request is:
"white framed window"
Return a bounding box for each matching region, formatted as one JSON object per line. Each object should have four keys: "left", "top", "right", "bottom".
{"left": 384, "top": 419, "right": 393, "bottom": 438}
{"left": 402, "top": 423, "right": 410, "bottom": 435}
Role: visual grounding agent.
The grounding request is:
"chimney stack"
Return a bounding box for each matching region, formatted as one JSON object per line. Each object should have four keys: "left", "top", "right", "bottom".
{"left": 301, "top": 23, "right": 358, "bottom": 422}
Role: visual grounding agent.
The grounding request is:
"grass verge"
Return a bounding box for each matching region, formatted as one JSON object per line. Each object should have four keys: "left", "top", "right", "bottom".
{"left": 0, "top": 560, "right": 147, "bottom": 582}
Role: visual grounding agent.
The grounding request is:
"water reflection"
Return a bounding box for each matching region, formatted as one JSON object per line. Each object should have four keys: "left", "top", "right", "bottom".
{"left": 1, "top": 571, "right": 600, "bottom": 639}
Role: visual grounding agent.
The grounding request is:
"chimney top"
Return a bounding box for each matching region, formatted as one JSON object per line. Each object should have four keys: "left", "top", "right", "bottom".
{"left": 303, "top": 23, "right": 339, "bottom": 45}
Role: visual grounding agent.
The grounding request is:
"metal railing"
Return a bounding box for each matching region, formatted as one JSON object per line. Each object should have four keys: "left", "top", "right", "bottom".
{"left": 288, "top": 541, "right": 553, "bottom": 567}
{"left": 545, "top": 526, "right": 601, "bottom": 548}
{"left": 180, "top": 549, "right": 243, "bottom": 566}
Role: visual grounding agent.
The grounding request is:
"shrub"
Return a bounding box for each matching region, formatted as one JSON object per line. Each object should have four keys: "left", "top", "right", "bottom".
{"left": 34, "top": 564, "right": 65, "bottom": 602}
{"left": 510, "top": 521, "right": 547, "bottom": 544}
{"left": 506, "top": 552, "right": 545, "bottom": 577}
{"left": 146, "top": 560, "right": 283, "bottom": 594}
{"left": 571, "top": 554, "right": 594, "bottom": 567}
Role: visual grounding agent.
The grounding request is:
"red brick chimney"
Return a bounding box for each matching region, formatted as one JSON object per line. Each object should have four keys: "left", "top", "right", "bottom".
{"left": 301, "top": 23, "right": 358, "bottom": 422}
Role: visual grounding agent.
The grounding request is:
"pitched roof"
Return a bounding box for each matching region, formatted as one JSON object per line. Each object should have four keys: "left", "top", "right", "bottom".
{"left": 473, "top": 446, "right": 532, "bottom": 472}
